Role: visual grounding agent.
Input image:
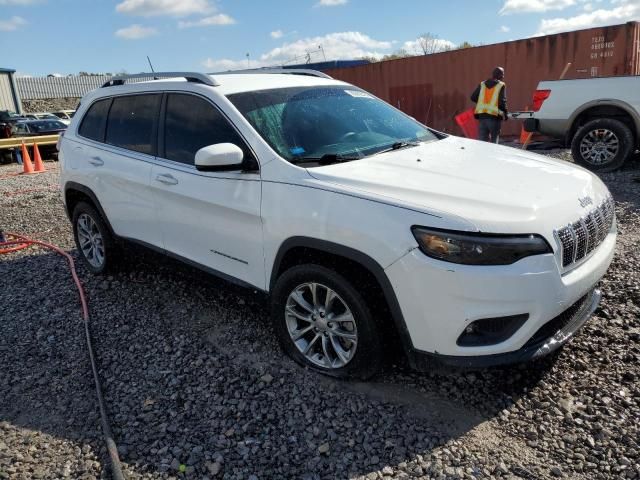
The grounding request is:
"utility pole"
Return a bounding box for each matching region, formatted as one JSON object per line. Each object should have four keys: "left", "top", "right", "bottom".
{"left": 319, "top": 45, "right": 326, "bottom": 62}
{"left": 246, "top": 53, "right": 250, "bottom": 68}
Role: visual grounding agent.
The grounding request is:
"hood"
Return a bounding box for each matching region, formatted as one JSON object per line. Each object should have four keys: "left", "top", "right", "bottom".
{"left": 307, "top": 136, "right": 610, "bottom": 234}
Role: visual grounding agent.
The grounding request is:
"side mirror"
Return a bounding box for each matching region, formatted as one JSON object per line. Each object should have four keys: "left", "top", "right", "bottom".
{"left": 195, "top": 143, "right": 244, "bottom": 172}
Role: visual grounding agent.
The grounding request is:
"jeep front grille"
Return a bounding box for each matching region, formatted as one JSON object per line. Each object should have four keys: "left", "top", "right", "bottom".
{"left": 556, "top": 197, "right": 615, "bottom": 268}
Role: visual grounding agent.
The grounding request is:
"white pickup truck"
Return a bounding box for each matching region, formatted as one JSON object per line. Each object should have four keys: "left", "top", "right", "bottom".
{"left": 524, "top": 76, "right": 640, "bottom": 172}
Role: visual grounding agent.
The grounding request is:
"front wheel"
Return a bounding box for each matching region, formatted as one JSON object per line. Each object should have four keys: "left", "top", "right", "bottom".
{"left": 571, "top": 118, "right": 634, "bottom": 172}
{"left": 271, "top": 264, "right": 383, "bottom": 379}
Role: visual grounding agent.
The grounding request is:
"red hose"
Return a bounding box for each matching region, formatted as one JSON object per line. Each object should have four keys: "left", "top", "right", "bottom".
{"left": 0, "top": 234, "right": 89, "bottom": 319}
{"left": 0, "top": 233, "right": 33, "bottom": 254}
{"left": 0, "top": 233, "right": 125, "bottom": 480}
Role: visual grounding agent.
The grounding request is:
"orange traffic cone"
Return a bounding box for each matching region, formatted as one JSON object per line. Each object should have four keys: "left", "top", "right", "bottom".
{"left": 519, "top": 128, "right": 532, "bottom": 145}
{"left": 519, "top": 105, "right": 530, "bottom": 144}
{"left": 20, "top": 141, "right": 35, "bottom": 174}
{"left": 33, "top": 143, "right": 45, "bottom": 173}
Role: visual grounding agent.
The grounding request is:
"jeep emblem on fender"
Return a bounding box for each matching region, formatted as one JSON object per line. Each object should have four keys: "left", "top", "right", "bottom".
{"left": 578, "top": 196, "right": 593, "bottom": 208}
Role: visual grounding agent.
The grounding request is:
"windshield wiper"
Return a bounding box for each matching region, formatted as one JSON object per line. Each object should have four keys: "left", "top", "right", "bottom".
{"left": 373, "top": 140, "right": 421, "bottom": 156}
{"left": 292, "top": 153, "right": 361, "bottom": 165}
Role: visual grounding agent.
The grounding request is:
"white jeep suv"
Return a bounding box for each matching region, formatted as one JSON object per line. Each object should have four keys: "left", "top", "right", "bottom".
{"left": 59, "top": 70, "right": 616, "bottom": 379}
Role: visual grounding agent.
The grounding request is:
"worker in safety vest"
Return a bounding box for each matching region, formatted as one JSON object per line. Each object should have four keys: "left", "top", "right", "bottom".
{"left": 470, "top": 67, "right": 508, "bottom": 143}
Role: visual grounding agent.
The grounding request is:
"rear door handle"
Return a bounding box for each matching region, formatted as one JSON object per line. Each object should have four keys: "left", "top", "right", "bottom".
{"left": 155, "top": 173, "right": 179, "bottom": 185}
{"left": 88, "top": 156, "right": 104, "bottom": 166}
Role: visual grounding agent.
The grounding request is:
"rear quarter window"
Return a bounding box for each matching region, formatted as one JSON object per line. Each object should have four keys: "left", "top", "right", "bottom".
{"left": 78, "top": 98, "right": 111, "bottom": 142}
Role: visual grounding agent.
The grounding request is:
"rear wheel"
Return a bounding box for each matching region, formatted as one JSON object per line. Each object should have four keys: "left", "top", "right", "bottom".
{"left": 271, "top": 264, "right": 383, "bottom": 379}
{"left": 571, "top": 118, "right": 634, "bottom": 172}
{"left": 72, "top": 202, "right": 118, "bottom": 274}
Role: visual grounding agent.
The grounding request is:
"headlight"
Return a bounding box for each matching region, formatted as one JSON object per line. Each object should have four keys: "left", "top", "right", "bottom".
{"left": 411, "top": 226, "right": 552, "bottom": 265}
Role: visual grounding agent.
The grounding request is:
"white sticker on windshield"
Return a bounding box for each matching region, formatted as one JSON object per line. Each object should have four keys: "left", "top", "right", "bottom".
{"left": 345, "top": 90, "right": 373, "bottom": 99}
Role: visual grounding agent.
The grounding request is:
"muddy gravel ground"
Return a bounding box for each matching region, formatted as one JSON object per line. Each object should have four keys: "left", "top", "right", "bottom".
{"left": 0, "top": 152, "right": 639, "bottom": 480}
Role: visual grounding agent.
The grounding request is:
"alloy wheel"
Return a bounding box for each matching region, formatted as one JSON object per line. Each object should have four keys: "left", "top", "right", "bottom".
{"left": 285, "top": 282, "right": 358, "bottom": 369}
{"left": 76, "top": 213, "right": 105, "bottom": 268}
{"left": 580, "top": 129, "right": 619, "bottom": 165}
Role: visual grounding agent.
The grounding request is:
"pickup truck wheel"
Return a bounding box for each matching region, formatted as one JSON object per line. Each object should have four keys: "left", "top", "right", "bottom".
{"left": 571, "top": 118, "right": 634, "bottom": 172}
{"left": 271, "top": 264, "right": 383, "bottom": 379}
{"left": 72, "top": 202, "right": 117, "bottom": 274}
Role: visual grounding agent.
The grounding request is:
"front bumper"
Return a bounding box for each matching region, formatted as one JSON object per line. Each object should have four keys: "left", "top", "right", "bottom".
{"left": 523, "top": 117, "right": 569, "bottom": 140}
{"left": 385, "top": 229, "right": 615, "bottom": 362}
{"left": 407, "top": 287, "right": 600, "bottom": 370}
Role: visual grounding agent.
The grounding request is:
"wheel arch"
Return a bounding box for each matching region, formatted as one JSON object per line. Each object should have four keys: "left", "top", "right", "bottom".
{"left": 64, "top": 182, "right": 116, "bottom": 237}
{"left": 270, "top": 237, "right": 415, "bottom": 354}
{"left": 567, "top": 100, "right": 640, "bottom": 145}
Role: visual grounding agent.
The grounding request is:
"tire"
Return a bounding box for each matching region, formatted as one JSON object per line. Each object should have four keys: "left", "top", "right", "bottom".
{"left": 0, "top": 150, "right": 13, "bottom": 165}
{"left": 271, "top": 264, "right": 383, "bottom": 379}
{"left": 72, "top": 201, "right": 118, "bottom": 274}
{"left": 571, "top": 118, "right": 634, "bottom": 172}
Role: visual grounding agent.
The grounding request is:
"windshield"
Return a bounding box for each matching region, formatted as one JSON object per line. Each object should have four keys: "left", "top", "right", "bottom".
{"left": 228, "top": 86, "right": 438, "bottom": 165}
{"left": 31, "top": 120, "right": 67, "bottom": 132}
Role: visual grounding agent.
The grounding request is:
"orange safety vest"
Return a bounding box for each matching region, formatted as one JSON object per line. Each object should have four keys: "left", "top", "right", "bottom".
{"left": 474, "top": 80, "right": 505, "bottom": 117}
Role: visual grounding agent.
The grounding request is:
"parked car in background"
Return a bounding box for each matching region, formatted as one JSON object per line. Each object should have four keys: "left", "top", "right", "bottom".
{"left": 12, "top": 119, "right": 67, "bottom": 136}
{"left": 0, "top": 110, "right": 26, "bottom": 124}
{"left": 24, "top": 112, "right": 64, "bottom": 122}
{"left": 51, "top": 110, "right": 76, "bottom": 125}
{"left": 60, "top": 71, "right": 616, "bottom": 379}
{"left": 12, "top": 119, "right": 67, "bottom": 160}
{"left": 524, "top": 76, "right": 640, "bottom": 172}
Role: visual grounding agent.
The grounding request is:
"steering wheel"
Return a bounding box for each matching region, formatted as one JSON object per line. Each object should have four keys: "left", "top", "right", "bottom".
{"left": 339, "top": 132, "right": 357, "bottom": 142}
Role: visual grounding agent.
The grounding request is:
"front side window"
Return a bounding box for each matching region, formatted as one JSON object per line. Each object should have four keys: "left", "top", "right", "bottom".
{"left": 163, "top": 93, "right": 251, "bottom": 165}
{"left": 106, "top": 94, "right": 160, "bottom": 155}
{"left": 78, "top": 98, "right": 111, "bottom": 142}
{"left": 228, "top": 86, "right": 438, "bottom": 166}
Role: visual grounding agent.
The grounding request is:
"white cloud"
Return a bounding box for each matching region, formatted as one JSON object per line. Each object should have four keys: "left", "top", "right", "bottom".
{"left": 315, "top": 0, "right": 347, "bottom": 6}
{"left": 500, "top": 25, "right": 511, "bottom": 32}
{"left": 115, "top": 24, "right": 158, "bottom": 39}
{"left": 536, "top": 1, "right": 640, "bottom": 35}
{"left": 116, "top": 0, "right": 214, "bottom": 17}
{"left": 0, "top": 16, "right": 27, "bottom": 31}
{"left": 500, "top": 0, "right": 575, "bottom": 15}
{"left": 203, "top": 31, "right": 392, "bottom": 71}
{"left": 402, "top": 37, "right": 456, "bottom": 54}
{"left": 270, "top": 29, "right": 283, "bottom": 39}
{"left": 178, "top": 13, "right": 235, "bottom": 27}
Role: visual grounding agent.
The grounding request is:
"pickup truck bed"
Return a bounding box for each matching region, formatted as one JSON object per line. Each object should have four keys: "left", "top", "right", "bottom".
{"left": 525, "top": 76, "right": 640, "bottom": 172}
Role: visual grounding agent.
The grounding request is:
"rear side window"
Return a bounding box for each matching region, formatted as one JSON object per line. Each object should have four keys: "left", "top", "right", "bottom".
{"left": 163, "top": 93, "right": 251, "bottom": 165}
{"left": 78, "top": 99, "right": 110, "bottom": 142}
{"left": 106, "top": 94, "right": 161, "bottom": 155}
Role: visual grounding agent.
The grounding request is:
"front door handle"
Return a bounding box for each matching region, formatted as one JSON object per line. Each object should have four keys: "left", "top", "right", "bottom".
{"left": 88, "top": 156, "right": 104, "bottom": 166}
{"left": 155, "top": 173, "right": 179, "bottom": 185}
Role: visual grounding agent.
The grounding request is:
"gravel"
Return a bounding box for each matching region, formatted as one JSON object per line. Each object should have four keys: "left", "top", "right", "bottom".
{"left": 21, "top": 98, "right": 80, "bottom": 114}
{"left": 1, "top": 151, "right": 639, "bottom": 479}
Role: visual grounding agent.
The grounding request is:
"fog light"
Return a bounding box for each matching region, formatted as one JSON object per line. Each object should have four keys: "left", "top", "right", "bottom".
{"left": 457, "top": 314, "right": 529, "bottom": 347}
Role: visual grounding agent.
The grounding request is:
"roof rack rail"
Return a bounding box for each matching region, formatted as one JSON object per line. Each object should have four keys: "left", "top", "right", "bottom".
{"left": 213, "top": 68, "right": 332, "bottom": 79}
{"left": 101, "top": 72, "right": 218, "bottom": 88}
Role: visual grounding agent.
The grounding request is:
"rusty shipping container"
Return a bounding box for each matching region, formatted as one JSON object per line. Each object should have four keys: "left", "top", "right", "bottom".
{"left": 326, "top": 21, "right": 640, "bottom": 137}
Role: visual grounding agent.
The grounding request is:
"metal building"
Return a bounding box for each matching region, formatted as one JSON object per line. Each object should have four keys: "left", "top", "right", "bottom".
{"left": 0, "top": 68, "right": 22, "bottom": 114}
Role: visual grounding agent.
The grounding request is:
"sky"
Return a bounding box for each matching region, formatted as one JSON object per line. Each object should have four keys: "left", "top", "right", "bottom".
{"left": 1, "top": 0, "right": 639, "bottom": 76}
